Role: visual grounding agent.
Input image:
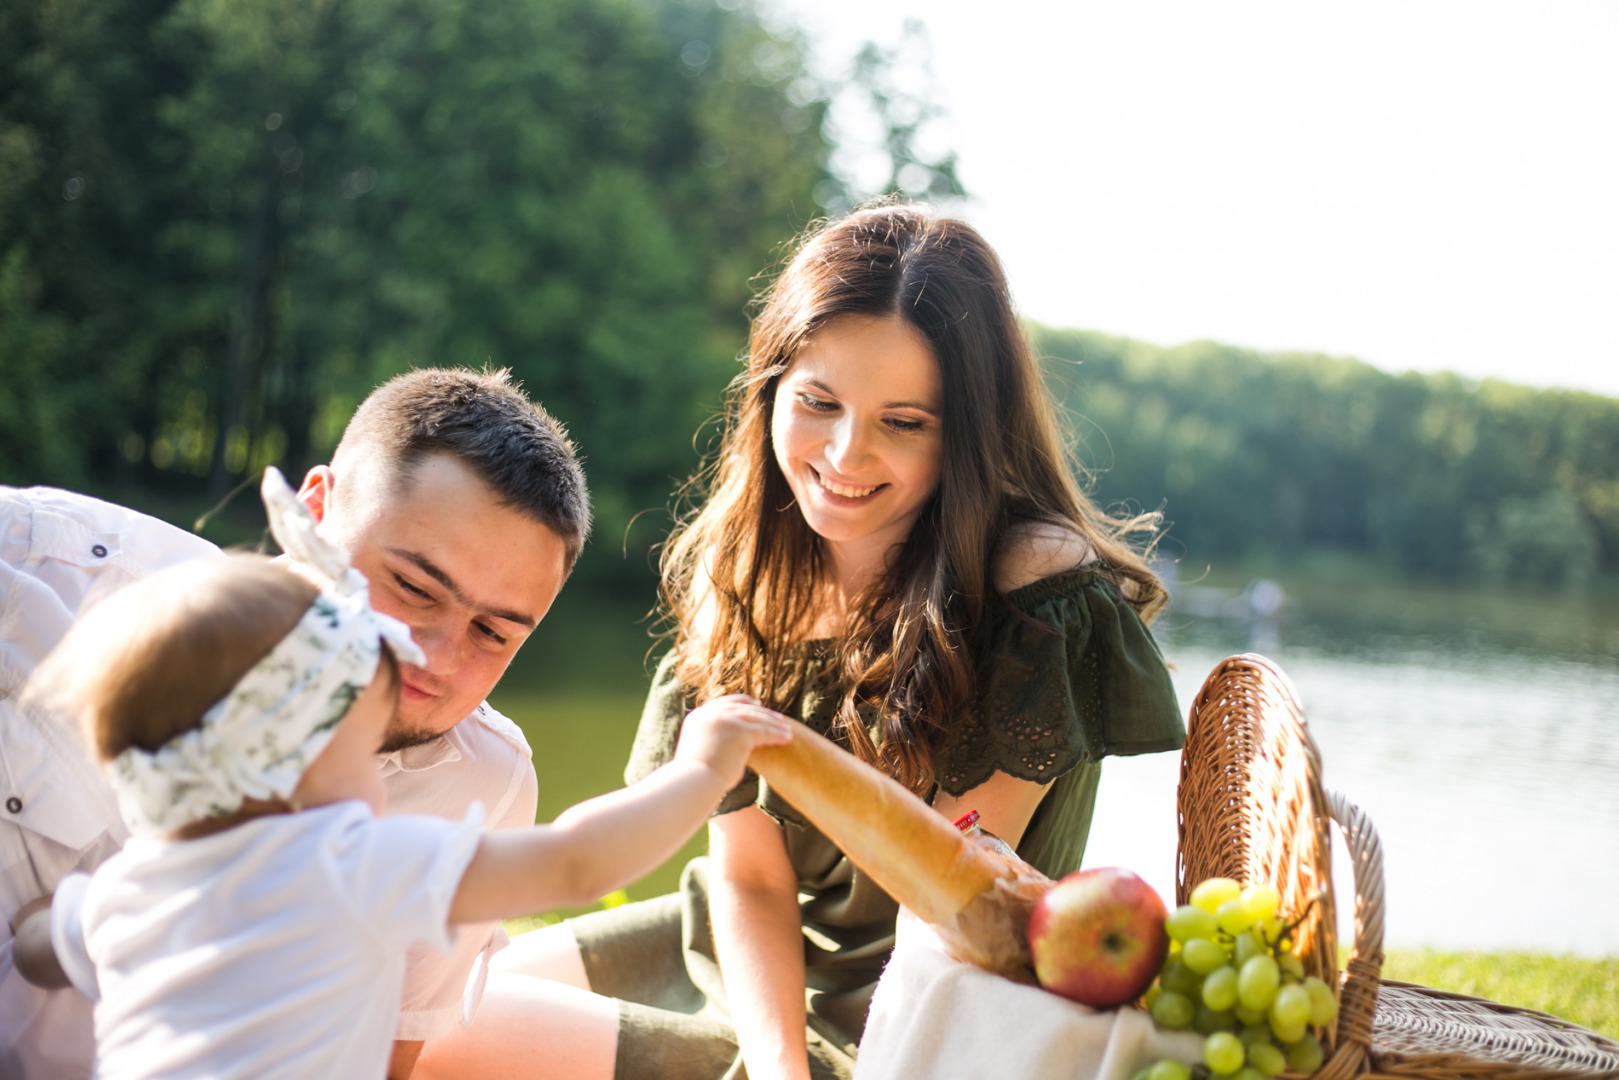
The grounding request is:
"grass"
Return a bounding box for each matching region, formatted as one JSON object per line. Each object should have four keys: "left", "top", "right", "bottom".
{"left": 1377, "top": 949, "right": 1619, "bottom": 1040}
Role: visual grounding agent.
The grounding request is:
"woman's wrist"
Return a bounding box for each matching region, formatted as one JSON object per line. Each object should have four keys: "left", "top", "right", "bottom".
{"left": 742, "top": 1048, "right": 813, "bottom": 1080}
{"left": 724, "top": 969, "right": 812, "bottom": 1080}
{"left": 710, "top": 888, "right": 810, "bottom": 1079}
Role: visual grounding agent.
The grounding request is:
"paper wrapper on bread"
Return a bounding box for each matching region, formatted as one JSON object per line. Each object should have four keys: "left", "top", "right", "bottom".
{"left": 937, "top": 853, "right": 1054, "bottom": 982}
{"left": 749, "top": 720, "right": 1053, "bottom": 981}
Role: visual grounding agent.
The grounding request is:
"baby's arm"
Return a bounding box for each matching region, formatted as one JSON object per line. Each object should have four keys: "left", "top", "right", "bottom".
{"left": 12, "top": 895, "right": 70, "bottom": 990}
{"left": 447, "top": 695, "right": 792, "bottom": 924}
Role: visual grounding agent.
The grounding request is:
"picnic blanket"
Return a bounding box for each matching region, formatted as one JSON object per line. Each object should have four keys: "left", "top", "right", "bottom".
{"left": 855, "top": 913, "right": 1203, "bottom": 1080}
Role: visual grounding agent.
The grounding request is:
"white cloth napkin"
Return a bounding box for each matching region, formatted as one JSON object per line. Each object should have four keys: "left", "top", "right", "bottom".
{"left": 855, "top": 911, "right": 1204, "bottom": 1080}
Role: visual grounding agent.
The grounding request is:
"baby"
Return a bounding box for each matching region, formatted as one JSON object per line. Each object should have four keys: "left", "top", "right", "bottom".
{"left": 13, "top": 469, "right": 791, "bottom": 1079}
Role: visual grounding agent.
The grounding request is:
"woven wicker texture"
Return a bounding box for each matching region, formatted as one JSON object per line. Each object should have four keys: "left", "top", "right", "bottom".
{"left": 1175, "top": 654, "right": 1339, "bottom": 988}
{"left": 1372, "top": 982, "right": 1619, "bottom": 1080}
{"left": 1176, "top": 653, "right": 1619, "bottom": 1080}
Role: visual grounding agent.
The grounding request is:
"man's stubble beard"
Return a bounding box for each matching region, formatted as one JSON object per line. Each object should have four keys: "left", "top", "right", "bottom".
{"left": 379, "top": 720, "right": 445, "bottom": 754}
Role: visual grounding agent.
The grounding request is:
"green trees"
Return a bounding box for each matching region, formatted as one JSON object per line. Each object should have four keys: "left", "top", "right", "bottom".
{"left": 3, "top": 0, "right": 1613, "bottom": 589}
{"left": 1039, "top": 328, "right": 1619, "bottom": 585}
{"left": 1, "top": 0, "right": 831, "bottom": 580}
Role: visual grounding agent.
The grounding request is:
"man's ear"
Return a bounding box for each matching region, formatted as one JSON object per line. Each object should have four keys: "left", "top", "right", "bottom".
{"left": 297, "top": 466, "right": 336, "bottom": 524}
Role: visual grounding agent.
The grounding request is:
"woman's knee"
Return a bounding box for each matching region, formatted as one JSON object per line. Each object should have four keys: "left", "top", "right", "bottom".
{"left": 493, "top": 921, "right": 591, "bottom": 989}
{"left": 414, "top": 972, "right": 618, "bottom": 1080}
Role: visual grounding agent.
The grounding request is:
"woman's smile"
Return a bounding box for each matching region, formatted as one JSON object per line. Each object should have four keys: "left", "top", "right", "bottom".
{"left": 811, "top": 466, "right": 886, "bottom": 501}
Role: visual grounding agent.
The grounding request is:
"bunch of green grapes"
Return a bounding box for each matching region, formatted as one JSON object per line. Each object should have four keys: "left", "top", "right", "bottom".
{"left": 1132, "top": 877, "right": 1337, "bottom": 1080}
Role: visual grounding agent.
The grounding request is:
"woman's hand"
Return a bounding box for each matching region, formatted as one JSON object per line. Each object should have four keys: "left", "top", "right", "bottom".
{"left": 708, "top": 806, "right": 813, "bottom": 1080}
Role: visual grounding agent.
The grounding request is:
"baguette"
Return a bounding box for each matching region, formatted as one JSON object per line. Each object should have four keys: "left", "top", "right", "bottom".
{"left": 748, "top": 719, "right": 1009, "bottom": 926}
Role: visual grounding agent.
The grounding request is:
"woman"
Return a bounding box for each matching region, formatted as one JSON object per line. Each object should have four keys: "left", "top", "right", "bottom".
{"left": 417, "top": 203, "right": 1184, "bottom": 1080}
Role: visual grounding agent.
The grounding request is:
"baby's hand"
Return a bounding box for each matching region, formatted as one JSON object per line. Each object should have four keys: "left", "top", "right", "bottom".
{"left": 675, "top": 694, "right": 794, "bottom": 787}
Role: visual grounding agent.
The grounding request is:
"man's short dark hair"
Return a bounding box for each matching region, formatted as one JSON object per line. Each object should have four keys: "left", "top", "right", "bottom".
{"left": 332, "top": 367, "right": 591, "bottom": 569}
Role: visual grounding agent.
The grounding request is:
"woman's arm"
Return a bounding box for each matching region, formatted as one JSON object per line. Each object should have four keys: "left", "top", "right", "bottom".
{"left": 935, "top": 519, "right": 1084, "bottom": 846}
{"left": 931, "top": 770, "right": 1051, "bottom": 850}
{"left": 708, "top": 805, "right": 811, "bottom": 1080}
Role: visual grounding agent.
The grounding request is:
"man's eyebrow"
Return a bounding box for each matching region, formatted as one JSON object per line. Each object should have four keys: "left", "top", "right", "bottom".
{"left": 384, "top": 548, "right": 538, "bottom": 628}
{"left": 803, "top": 378, "right": 940, "bottom": 417}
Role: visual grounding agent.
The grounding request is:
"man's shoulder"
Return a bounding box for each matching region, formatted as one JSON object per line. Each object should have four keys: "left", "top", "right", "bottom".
{"left": 1, "top": 484, "right": 222, "bottom": 576}
{"left": 442, "top": 704, "right": 536, "bottom": 827}
{"left": 3, "top": 484, "right": 169, "bottom": 534}
{"left": 456, "top": 701, "right": 533, "bottom": 762}
{"left": 383, "top": 703, "right": 536, "bottom": 827}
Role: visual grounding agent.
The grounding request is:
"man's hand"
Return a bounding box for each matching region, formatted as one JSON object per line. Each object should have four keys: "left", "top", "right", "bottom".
{"left": 9, "top": 894, "right": 51, "bottom": 937}
{"left": 388, "top": 1039, "right": 424, "bottom": 1080}
{"left": 12, "top": 894, "right": 71, "bottom": 990}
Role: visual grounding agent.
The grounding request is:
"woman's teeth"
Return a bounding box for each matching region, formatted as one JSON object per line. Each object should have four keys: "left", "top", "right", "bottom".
{"left": 817, "top": 472, "right": 880, "bottom": 498}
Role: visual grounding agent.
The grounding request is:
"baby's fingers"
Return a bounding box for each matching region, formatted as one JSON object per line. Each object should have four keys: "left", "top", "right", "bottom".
{"left": 719, "top": 705, "right": 794, "bottom": 742}
{"left": 745, "top": 712, "right": 794, "bottom": 746}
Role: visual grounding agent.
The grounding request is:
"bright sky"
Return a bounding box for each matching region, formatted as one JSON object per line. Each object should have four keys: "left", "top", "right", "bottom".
{"left": 763, "top": 1, "right": 1619, "bottom": 397}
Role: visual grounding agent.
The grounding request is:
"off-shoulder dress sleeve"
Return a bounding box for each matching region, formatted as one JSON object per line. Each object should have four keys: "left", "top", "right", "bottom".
{"left": 935, "top": 566, "right": 1184, "bottom": 878}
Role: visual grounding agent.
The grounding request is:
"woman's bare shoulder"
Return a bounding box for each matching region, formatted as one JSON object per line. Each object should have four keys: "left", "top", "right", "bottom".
{"left": 992, "top": 520, "right": 1096, "bottom": 592}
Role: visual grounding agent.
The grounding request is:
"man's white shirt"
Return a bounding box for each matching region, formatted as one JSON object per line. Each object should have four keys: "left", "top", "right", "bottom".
{"left": 0, "top": 485, "right": 539, "bottom": 1077}
{"left": 379, "top": 701, "right": 538, "bottom": 1040}
{"left": 1, "top": 487, "right": 222, "bottom": 1079}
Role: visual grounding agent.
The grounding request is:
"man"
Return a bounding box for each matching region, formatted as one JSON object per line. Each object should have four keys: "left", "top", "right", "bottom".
{"left": 0, "top": 367, "right": 589, "bottom": 1079}
{"left": 2, "top": 489, "right": 222, "bottom": 1079}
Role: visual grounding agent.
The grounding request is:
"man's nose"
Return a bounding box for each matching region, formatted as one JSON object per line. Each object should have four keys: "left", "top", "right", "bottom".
{"left": 405, "top": 617, "right": 462, "bottom": 675}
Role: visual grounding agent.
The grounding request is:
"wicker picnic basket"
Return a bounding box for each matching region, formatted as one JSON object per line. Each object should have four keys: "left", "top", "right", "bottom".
{"left": 1175, "top": 653, "right": 1619, "bottom": 1080}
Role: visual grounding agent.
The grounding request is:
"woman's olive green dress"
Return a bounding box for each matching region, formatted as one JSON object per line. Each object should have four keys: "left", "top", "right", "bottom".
{"left": 568, "top": 567, "right": 1185, "bottom": 1080}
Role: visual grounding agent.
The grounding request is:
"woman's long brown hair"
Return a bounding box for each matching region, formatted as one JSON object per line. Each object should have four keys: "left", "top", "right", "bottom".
{"left": 662, "top": 203, "right": 1165, "bottom": 794}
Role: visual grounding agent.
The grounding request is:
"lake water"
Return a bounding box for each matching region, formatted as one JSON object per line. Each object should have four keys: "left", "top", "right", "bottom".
{"left": 1086, "top": 573, "right": 1619, "bottom": 958}
{"left": 497, "top": 573, "right": 1619, "bottom": 956}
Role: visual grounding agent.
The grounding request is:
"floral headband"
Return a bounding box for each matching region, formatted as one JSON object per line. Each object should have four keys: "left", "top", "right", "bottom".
{"left": 107, "top": 467, "right": 425, "bottom": 836}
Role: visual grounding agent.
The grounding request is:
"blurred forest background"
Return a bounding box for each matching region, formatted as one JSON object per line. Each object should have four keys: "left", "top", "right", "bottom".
{"left": 3, "top": 0, "right": 1616, "bottom": 600}
{"left": 7, "top": 0, "right": 1619, "bottom": 988}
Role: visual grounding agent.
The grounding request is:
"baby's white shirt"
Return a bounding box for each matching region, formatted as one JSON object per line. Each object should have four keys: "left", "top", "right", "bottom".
{"left": 52, "top": 799, "right": 484, "bottom": 1080}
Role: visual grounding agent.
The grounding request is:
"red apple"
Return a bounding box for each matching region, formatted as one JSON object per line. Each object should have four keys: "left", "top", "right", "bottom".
{"left": 1027, "top": 867, "right": 1168, "bottom": 1007}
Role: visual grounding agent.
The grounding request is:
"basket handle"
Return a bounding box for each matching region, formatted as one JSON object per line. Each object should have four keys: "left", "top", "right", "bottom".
{"left": 1313, "top": 788, "right": 1386, "bottom": 1080}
